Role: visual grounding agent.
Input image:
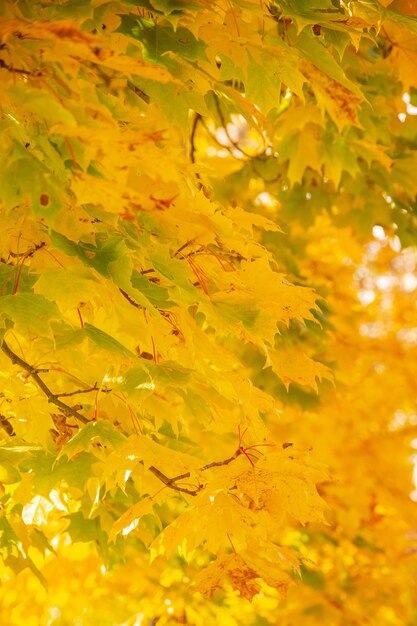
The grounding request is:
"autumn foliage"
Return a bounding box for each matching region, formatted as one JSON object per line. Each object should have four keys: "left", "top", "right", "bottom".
{"left": 1, "top": 0, "right": 417, "bottom": 624}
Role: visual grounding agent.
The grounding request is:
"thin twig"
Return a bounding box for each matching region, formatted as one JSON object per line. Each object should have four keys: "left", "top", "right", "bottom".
{"left": 0, "top": 59, "right": 31, "bottom": 75}
{"left": 146, "top": 448, "right": 244, "bottom": 496}
{"left": 190, "top": 112, "right": 204, "bottom": 190}
{"left": 213, "top": 94, "right": 253, "bottom": 158}
{"left": 200, "top": 448, "right": 242, "bottom": 471}
{"left": 141, "top": 445, "right": 244, "bottom": 497}
{"left": 9, "top": 242, "right": 46, "bottom": 259}
{"left": 200, "top": 116, "right": 237, "bottom": 157}
{"left": 148, "top": 465, "right": 199, "bottom": 496}
{"left": 190, "top": 112, "right": 201, "bottom": 164}
{"left": 55, "top": 384, "right": 111, "bottom": 398}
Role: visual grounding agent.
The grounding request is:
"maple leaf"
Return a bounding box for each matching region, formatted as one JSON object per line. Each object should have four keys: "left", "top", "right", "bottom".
{"left": 196, "top": 552, "right": 282, "bottom": 600}
{"left": 196, "top": 545, "right": 297, "bottom": 600}
{"left": 266, "top": 347, "right": 333, "bottom": 392}
{"left": 300, "top": 60, "right": 363, "bottom": 131}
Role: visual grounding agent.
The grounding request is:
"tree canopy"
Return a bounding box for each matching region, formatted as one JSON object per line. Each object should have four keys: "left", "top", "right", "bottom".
{"left": 1, "top": 0, "right": 417, "bottom": 624}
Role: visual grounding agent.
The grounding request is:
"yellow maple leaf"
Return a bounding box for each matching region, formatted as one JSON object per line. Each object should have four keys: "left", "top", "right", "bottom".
{"left": 266, "top": 348, "right": 333, "bottom": 392}
{"left": 384, "top": 21, "right": 417, "bottom": 89}
{"left": 196, "top": 552, "right": 262, "bottom": 600}
{"left": 195, "top": 545, "right": 295, "bottom": 600}
{"left": 300, "top": 60, "right": 363, "bottom": 131}
{"left": 109, "top": 498, "right": 155, "bottom": 542}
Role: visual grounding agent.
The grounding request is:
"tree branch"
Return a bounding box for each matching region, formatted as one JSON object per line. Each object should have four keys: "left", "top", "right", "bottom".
{"left": 190, "top": 111, "right": 205, "bottom": 190}
{"left": 200, "top": 448, "right": 242, "bottom": 471}
{"left": 190, "top": 112, "right": 201, "bottom": 165}
{"left": 148, "top": 466, "right": 200, "bottom": 496}
{"left": 0, "top": 59, "right": 31, "bottom": 75}
{"left": 1, "top": 339, "right": 89, "bottom": 424}
{"left": 146, "top": 448, "right": 244, "bottom": 496}
{"left": 55, "top": 384, "right": 111, "bottom": 398}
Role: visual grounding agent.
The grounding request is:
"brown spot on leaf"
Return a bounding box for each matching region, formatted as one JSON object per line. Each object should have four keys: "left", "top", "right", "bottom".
{"left": 40, "top": 193, "right": 49, "bottom": 206}
{"left": 300, "top": 60, "right": 362, "bottom": 131}
{"left": 139, "top": 351, "right": 154, "bottom": 360}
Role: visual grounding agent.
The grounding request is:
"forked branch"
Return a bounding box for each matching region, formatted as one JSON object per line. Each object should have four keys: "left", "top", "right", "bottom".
{"left": 1, "top": 339, "right": 89, "bottom": 424}
{"left": 148, "top": 447, "right": 245, "bottom": 497}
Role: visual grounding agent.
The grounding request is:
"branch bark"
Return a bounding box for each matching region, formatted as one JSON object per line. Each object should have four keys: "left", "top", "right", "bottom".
{"left": 1, "top": 339, "right": 89, "bottom": 424}
{"left": 147, "top": 448, "right": 244, "bottom": 496}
